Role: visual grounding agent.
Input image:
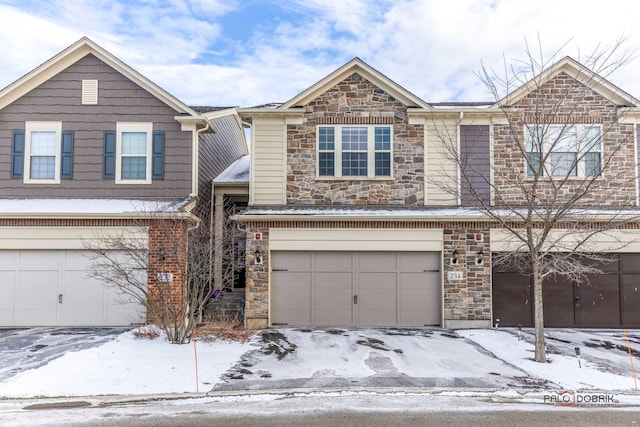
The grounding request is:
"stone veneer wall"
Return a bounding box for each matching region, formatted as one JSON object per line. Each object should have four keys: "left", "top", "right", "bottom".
{"left": 442, "top": 227, "right": 492, "bottom": 326}
{"left": 493, "top": 72, "right": 637, "bottom": 207}
{"left": 243, "top": 221, "right": 493, "bottom": 329}
{"left": 286, "top": 73, "right": 425, "bottom": 205}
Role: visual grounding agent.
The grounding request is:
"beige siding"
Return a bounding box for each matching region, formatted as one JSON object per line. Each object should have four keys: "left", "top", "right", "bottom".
{"left": 491, "top": 228, "right": 640, "bottom": 252}
{"left": 425, "top": 120, "right": 458, "bottom": 206}
{"left": 269, "top": 228, "right": 443, "bottom": 251}
{"left": 0, "top": 227, "right": 147, "bottom": 250}
{"left": 251, "top": 117, "right": 286, "bottom": 205}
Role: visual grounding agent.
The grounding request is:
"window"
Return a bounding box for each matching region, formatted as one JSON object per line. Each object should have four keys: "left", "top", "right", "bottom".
{"left": 525, "top": 124, "right": 601, "bottom": 178}
{"left": 24, "top": 121, "right": 62, "bottom": 183}
{"left": 115, "top": 122, "right": 153, "bottom": 184}
{"left": 317, "top": 125, "right": 392, "bottom": 178}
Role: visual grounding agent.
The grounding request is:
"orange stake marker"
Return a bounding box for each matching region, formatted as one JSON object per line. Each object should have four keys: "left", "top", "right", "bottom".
{"left": 193, "top": 327, "right": 199, "bottom": 393}
{"left": 624, "top": 329, "right": 637, "bottom": 390}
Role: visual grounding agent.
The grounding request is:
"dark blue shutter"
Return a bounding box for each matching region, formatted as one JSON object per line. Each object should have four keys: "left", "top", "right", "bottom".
{"left": 11, "top": 130, "right": 25, "bottom": 179}
{"left": 152, "top": 131, "right": 165, "bottom": 180}
{"left": 60, "top": 131, "right": 74, "bottom": 179}
{"left": 103, "top": 131, "right": 116, "bottom": 179}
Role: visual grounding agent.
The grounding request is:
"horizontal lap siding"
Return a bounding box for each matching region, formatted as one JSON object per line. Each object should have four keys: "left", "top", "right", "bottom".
{"left": 425, "top": 121, "right": 457, "bottom": 206}
{"left": 0, "top": 54, "right": 192, "bottom": 198}
{"left": 252, "top": 119, "right": 285, "bottom": 204}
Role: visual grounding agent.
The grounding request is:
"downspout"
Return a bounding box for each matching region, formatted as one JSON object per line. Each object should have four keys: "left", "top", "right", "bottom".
{"left": 191, "top": 121, "right": 211, "bottom": 198}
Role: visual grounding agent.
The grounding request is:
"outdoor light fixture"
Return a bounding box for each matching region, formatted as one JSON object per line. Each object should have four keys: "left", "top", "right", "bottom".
{"left": 254, "top": 249, "right": 262, "bottom": 265}
{"left": 451, "top": 248, "right": 458, "bottom": 265}
{"left": 158, "top": 248, "right": 166, "bottom": 262}
{"left": 476, "top": 249, "right": 484, "bottom": 265}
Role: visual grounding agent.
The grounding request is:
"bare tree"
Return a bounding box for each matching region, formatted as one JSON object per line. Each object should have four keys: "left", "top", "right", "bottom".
{"left": 431, "top": 37, "right": 638, "bottom": 362}
{"left": 85, "top": 203, "right": 244, "bottom": 344}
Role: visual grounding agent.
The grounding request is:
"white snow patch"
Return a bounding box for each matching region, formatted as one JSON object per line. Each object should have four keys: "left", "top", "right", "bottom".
{"left": 0, "top": 330, "right": 249, "bottom": 398}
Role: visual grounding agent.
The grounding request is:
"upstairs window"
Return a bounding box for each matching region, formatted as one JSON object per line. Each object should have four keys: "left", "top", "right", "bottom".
{"left": 317, "top": 125, "right": 392, "bottom": 178}
{"left": 115, "top": 122, "right": 153, "bottom": 184}
{"left": 24, "top": 121, "right": 62, "bottom": 183}
{"left": 525, "top": 124, "right": 602, "bottom": 178}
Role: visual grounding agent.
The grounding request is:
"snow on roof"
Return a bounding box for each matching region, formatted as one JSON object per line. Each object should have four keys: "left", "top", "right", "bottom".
{"left": 213, "top": 155, "right": 250, "bottom": 183}
{"left": 240, "top": 206, "right": 482, "bottom": 218}
{"left": 239, "top": 205, "right": 640, "bottom": 220}
{"left": 0, "top": 198, "right": 191, "bottom": 216}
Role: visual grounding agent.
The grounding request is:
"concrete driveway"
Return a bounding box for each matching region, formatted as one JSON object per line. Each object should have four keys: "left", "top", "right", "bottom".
{"left": 0, "top": 327, "right": 129, "bottom": 381}
{"left": 212, "top": 328, "right": 548, "bottom": 392}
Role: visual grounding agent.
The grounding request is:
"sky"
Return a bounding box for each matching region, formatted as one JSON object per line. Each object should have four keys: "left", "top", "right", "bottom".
{"left": 1, "top": 0, "right": 640, "bottom": 108}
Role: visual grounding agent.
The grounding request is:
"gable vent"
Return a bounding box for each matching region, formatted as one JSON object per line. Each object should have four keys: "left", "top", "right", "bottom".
{"left": 82, "top": 79, "right": 98, "bottom": 105}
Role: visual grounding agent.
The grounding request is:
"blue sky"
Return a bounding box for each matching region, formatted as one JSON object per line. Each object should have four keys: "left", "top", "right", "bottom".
{"left": 1, "top": 0, "right": 640, "bottom": 107}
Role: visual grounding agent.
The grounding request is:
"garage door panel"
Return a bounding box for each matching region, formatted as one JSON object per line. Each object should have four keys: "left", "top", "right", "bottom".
{"left": 359, "top": 272, "right": 396, "bottom": 290}
{"left": 0, "top": 272, "right": 16, "bottom": 309}
{"left": 19, "top": 251, "right": 60, "bottom": 270}
{"left": 492, "top": 272, "right": 533, "bottom": 327}
{"left": 314, "top": 272, "right": 352, "bottom": 325}
{"left": 400, "top": 252, "right": 440, "bottom": 272}
{"left": 622, "top": 274, "right": 640, "bottom": 326}
{"left": 271, "top": 272, "right": 311, "bottom": 309}
{"left": 358, "top": 306, "right": 397, "bottom": 326}
{"left": 315, "top": 253, "right": 352, "bottom": 271}
{"left": 358, "top": 253, "right": 396, "bottom": 272}
{"left": 0, "top": 251, "right": 18, "bottom": 269}
{"left": 272, "top": 252, "right": 311, "bottom": 271}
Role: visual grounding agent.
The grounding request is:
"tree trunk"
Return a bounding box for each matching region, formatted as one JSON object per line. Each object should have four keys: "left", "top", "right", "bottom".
{"left": 532, "top": 260, "right": 547, "bottom": 362}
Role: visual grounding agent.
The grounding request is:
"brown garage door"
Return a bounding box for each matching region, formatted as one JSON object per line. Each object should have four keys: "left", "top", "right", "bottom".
{"left": 493, "top": 254, "right": 640, "bottom": 328}
{"left": 271, "top": 251, "right": 441, "bottom": 327}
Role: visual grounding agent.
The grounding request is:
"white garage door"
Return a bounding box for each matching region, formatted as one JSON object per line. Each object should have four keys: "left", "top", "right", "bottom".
{"left": 271, "top": 251, "right": 441, "bottom": 327}
{"left": 0, "top": 250, "right": 145, "bottom": 327}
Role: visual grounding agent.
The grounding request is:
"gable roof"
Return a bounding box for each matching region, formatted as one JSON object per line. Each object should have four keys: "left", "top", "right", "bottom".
{"left": 493, "top": 56, "right": 640, "bottom": 108}
{"left": 280, "top": 57, "right": 431, "bottom": 109}
{"left": 0, "top": 37, "right": 202, "bottom": 116}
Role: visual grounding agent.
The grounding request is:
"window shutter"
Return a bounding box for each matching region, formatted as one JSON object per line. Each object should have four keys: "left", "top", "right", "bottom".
{"left": 11, "top": 130, "right": 25, "bottom": 179}
{"left": 103, "top": 131, "right": 116, "bottom": 179}
{"left": 152, "top": 131, "right": 165, "bottom": 180}
{"left": 60, "top": 131, "right": 74, "bottom": 179}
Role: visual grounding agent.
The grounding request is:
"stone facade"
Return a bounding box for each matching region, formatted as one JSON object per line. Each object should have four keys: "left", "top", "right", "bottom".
{"left": 244, "top": 225, "right": 270, "bottom": 329}
{"left": 286, "top": 73, "right": 425, "bottom": 205}
{"left": 442, "top": 227, "right": 492, "bottom": 325}
{"left": 493, "top": 72, "right": 637, "bottom": 207}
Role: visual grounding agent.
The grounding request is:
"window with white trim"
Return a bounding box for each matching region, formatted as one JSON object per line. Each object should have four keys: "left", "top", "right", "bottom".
{"left": 24, "top": 121, "right": 62, "bottom": 183}
{"left": 525, "top": 124, "right": 602, "bottom": 177}
{"left": 317, "top": 125, "right": 392, "bottom": 178}
{"left": 116, "top": 122, "right": 153, "bottom": 184}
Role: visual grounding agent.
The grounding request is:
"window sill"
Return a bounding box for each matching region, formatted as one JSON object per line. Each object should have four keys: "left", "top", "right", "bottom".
{"left": 525, "top": 175, "right": 604, "bottom": 181}
{"left": 315, "top": 176, "right": 395, "bottom": 182}
{"left": 23, "top": 178, "right": 60, "bottom": 184}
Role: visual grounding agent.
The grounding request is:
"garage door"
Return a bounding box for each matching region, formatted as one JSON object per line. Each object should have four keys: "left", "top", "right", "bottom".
{"left": 492, "top": 254, "right": 640, "bottom": 328}
{"left": 0, "top": 250, "right": 145, "bottom": 327}
{"left": 271, "top": 251, "right": 441, "bottom": 327}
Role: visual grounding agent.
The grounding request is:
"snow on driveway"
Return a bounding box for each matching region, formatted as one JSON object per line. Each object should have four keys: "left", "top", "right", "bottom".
{"left": 458, "top": 328, "right": 640, "bottom": 391}
{"left": 214, "top": 328, "right": 532, "bottom": 391}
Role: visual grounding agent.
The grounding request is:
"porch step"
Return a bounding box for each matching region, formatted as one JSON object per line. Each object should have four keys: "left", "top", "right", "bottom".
{"left": 205, "top": 289, "right": 245, "bottom": 321}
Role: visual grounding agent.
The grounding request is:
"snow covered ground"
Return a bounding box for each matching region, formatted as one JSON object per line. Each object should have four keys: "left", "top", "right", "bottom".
{"left": 0, "top": 327, "right": 639, "bottom": 400}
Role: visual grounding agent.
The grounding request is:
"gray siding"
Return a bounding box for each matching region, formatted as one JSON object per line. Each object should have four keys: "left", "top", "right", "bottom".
{"left": 460, "top": 125, "right": 490, "bottom": 207}
{"left": 198, "top": 113, "right": 247, "bottom": 206}
{"left": 0, "top": 54, "right": 192, "bottom": 199}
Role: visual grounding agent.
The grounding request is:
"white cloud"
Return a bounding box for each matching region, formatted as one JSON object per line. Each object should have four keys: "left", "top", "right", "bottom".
{"left": 1, "top": 0, "right": 640, "bottom": 107}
